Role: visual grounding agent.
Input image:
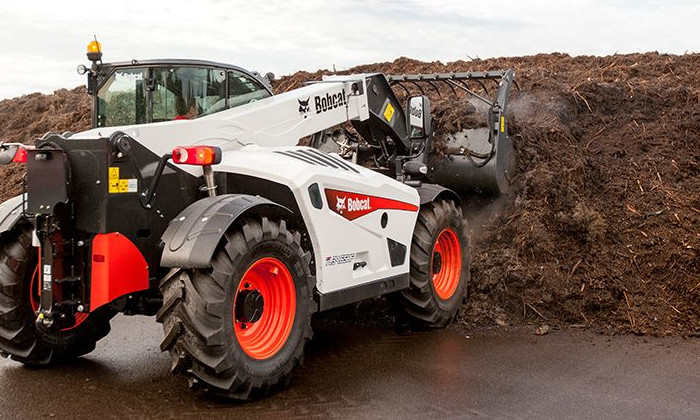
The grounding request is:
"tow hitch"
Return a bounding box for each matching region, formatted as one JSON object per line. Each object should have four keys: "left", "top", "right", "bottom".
{"left": 24, "top": 147, "right": 76, "bottom": 330}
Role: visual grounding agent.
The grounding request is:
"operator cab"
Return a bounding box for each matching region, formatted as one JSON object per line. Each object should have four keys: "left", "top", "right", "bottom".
{"left": 83, "top": 52, "right": 273, "bottom": 128}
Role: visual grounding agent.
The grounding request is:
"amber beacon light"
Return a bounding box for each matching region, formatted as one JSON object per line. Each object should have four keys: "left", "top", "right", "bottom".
{"left": 87, "top": 40, "right": 102, "bottom": 62}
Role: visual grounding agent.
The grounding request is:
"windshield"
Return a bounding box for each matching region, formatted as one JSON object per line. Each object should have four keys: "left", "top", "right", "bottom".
{"left": 227, "top": 70, "right": 271, "bottom": 109}
{"left": 95, "top": 65, "right": 271, "bottom": 128}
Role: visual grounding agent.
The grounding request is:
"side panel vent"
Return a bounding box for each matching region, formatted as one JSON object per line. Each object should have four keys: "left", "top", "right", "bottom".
{"left": 274, "top": 149, "right": 359, "bottom": 173}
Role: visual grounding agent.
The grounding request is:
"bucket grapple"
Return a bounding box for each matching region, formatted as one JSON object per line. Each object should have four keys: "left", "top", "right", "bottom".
{"left": 310, "top": 70, "right": 516, "bottom": 195}
{"left": 388, "top": 70, "right": 516, "bottom": 194}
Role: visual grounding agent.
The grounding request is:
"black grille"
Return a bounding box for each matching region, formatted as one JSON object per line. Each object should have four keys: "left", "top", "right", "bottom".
{"left": 274, "top": 149, "right": 359, "bottom": 173}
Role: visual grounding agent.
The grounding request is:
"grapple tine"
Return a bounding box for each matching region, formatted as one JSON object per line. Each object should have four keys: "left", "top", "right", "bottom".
{"left": 442, "top": 79, "right": 458, "bottom": 96}
{"left": 408, "top": 81, "right": 426, "bottom": 96}
{"left": 386, "top": 70, "right": 516, "bottom": 100}
{"left": 445, "top": 80, "right": 493, "bottom": 107}
{"left": 426, "top": 80, "right": 441, "bottom": 97}
{"left": 394, "top": 81, "right": 411, "bottom": 97}
{"left": 474, "top": 79, "right": 489, "bottom": 95}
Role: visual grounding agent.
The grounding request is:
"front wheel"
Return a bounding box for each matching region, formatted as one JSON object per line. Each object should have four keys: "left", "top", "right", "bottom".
{"left": 393, "top": 199, "right": 470, "bottom": 328}
{"left": 157, "top": 216, "right": 314, "bottom": 400}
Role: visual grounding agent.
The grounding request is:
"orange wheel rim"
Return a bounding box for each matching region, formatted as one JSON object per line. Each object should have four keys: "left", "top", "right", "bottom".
{"left": 29, "top": 248, "right": 87, "bottom": 331}
{"left": 233, "top": 257, "right": 296, "bottom": 360}
{"left": 431, "top": 228, "right": 462, "bottom": 300}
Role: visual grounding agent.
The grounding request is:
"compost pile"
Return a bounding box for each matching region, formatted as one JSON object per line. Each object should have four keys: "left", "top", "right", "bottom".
{"left": 1, "top": 53, "right": 698, "bottom": 336}
{"left": 0, "top": 87, "right": 90, "bottom": 200}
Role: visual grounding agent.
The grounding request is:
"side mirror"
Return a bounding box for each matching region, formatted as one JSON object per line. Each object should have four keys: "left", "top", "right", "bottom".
{"left": 86, "top": 72, "right": 97, "bottom": 95}
{"left": 0, "top": 145, "right": 19, "bottom": 165}
{"left": 407, "top": 95, "right": 432, "bottom": 139}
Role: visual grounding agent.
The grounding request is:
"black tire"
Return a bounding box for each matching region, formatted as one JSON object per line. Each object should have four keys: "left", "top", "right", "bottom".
{"left": 0, "top": 224, "right": 115, "bottom": 366}
{"left": 394, "top": 199, "right": 470, "bottom": 328}
{"left": 157, "top": 216, "right": 314, "bottom": 400}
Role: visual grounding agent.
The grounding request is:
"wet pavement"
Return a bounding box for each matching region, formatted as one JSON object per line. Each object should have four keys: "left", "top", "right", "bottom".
{"left": 1, "top": 315, "right": 699, "bottom": 419}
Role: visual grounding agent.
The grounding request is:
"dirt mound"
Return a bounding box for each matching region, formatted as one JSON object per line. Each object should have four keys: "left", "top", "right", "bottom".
{"left": 0, "top": 87, "right": 90, "bottom": 200}
{"left": 459, "top": 54, "right": 700, "bottom": 336}
{"left": 279, "top": 53, "right": 700, "bottom": 336}
{"left": 1, "top": 53, "right": 698, "bottom": 336}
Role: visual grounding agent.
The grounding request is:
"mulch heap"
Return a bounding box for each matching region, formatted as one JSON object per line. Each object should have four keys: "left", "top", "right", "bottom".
{"left": 2, "top": 53, "right": 699, "bottom": 336}
{"left": 0, "top": 87, "right": 90, "bottom": 200}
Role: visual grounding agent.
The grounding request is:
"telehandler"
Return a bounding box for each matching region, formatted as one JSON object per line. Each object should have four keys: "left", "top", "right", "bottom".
{"left": 0, "top": 41, "right": 514, "bottom": 399}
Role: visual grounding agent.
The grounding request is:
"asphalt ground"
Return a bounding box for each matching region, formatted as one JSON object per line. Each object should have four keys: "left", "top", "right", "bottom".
{"left": 1, "top": 315, "right": 698, "bottom": 419}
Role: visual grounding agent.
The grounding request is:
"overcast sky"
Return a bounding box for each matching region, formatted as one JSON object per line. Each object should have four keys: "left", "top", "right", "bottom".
{"left": 0, "top": 0, "right": 698, "bottom": 100}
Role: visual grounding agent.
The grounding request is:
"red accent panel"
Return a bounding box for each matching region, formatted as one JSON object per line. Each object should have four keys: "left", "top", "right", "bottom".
{"left": 12, "top": 147, "right": 27, "bottom": 163}
{"left": 325, "top": 188, "right": 418, "bottom": 221}
{"left": 90, "top": 233, "right": 149, "bottom": 311}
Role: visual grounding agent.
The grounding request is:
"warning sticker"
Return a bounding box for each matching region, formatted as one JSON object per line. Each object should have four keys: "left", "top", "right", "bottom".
{"left": 108, "top": 167, "right": 138, "bottom": 194}
{"left": 42, "top": 264, "right": 52, "bottom": 291}
{"left": 109, "top": 180, "right": 119, "bottom": 194}
{"left": 118, "top": 180, "right": 129, "bottom": 193}
{"left": 383, "top": 103, "right": 395, "bottom": 122}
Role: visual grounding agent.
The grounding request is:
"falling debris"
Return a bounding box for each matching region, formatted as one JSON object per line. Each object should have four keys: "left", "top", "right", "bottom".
{"left": 535, "top": 325, "right": 551, "bottom": 336}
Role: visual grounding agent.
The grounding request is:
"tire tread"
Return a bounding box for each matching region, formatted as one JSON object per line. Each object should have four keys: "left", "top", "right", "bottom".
{"left": 158, "top": 216, "right": 313, "bottom": 400}
{"left": 394, "top": 200, "right": 471, "bottom": 328}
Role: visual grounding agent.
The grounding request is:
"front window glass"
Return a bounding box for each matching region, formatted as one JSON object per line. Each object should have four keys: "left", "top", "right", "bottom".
{"left": 228, "top": 71, "right": 271, "bottom": 109}
{"left": 96, "top": 68, "right": 147, "bottom": 127}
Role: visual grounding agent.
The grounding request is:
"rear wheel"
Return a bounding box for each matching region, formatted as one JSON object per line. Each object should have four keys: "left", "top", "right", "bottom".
{"left": 0, "top": 224, "right": 114, "bottom": 366}
{"left": 158, "top": 216, "right": 314, "bottom": 400}
{"left": 394, "top": 199, "right": 470, "bottom": 328}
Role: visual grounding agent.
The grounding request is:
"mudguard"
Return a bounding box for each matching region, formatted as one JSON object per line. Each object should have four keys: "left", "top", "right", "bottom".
{"left": 160, "top": 194, "right": 290, "bottom": 269}
{"left": 0, "top": 195, "right": 24, "bottom": 234}
{"left": 416, "top": 183, "right": 460, "bottom": 206}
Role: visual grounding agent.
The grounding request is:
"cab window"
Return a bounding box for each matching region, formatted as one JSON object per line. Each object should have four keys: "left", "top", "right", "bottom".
{"left": 96, "top": 68, "right": 147, "bottom": 127}
{"left": 153, "top": 67, "right": 227, "bottom": 120}
{"left": 95, "top": 66, "right": 270, "bottom": 127}
{"left": 227, "top": 71, "right": 271, "bottom": 109}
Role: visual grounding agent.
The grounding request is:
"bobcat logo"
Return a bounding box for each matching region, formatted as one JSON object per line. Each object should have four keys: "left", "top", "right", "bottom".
{"left": 336, "top": 196, "right": 346, "bottom": 213}
{"left": 298, "top": 97, "right": 310, "bottom": 116}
